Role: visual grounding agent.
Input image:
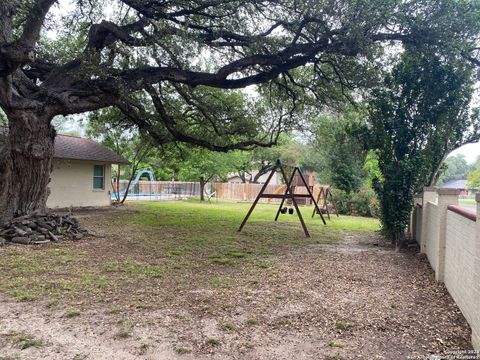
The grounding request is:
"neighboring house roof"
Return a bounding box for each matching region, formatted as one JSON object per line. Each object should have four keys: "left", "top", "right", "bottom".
{"left": 442, "top": 179, "right": 468, "bottom": 190}
{"left": 0, "top": 127, "right": 130, "bottom": 165}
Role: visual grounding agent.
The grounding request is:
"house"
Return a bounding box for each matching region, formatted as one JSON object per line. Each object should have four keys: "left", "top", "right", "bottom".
{"left": 441, "top": 179, "right": 469, "bottom": 196}
{"left": 1, "top": 128, "right": 129, "bottom": 208}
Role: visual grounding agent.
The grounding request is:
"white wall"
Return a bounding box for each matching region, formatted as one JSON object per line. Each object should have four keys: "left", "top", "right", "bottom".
{"left": 415, "top": 189, "right": 480, "bottom": 349}
{"left": 47, "top": 159, "right": 112, "bottom": 208}
{"left": 425, "top": 202, "right": 440, "bottom": 273}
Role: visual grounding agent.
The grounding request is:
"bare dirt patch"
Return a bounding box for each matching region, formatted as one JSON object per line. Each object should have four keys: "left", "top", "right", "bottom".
{"left": 0, "top": 203, "right": 472, "bottom": 359}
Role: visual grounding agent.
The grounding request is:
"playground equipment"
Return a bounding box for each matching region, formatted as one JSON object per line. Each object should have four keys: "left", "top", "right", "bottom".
{"left": 268, "top": 172, "right": 321, "bottom": 206}
{"left": 311, "top": 185, "right": 339, "bottom": 220}
{"left": 113, "top": 169, "right": 156, "bottom": 198}
{"left": 238, "top": 160, "right": 326, "bottom": 237}
{"left": 130, "top": 169, "right": 156, "bottom": 187}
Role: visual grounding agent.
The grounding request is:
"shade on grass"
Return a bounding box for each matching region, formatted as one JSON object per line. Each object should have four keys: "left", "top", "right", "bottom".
{"left": 0, "top": 200, "right": 379, "bottom": 305}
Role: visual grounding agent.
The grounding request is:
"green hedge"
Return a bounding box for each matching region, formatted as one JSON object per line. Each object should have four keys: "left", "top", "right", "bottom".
{"left": 331, "top": 188, "right": 380, "bottom": 218}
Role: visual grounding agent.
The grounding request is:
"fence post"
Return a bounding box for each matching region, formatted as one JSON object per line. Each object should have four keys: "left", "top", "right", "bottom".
{"left": 435, "top": 188, "right": 460, "bottom": 282}
{"left": 420, "top": 187, "right": 437, "bottom": 253}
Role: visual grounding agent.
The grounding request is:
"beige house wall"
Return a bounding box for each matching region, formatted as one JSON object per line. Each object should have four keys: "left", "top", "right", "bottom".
{"left": 415, "top": 188, "right": 480, "bottom": 349}
{"left": 47, "top": 159, "right": 112, "bottom": 208}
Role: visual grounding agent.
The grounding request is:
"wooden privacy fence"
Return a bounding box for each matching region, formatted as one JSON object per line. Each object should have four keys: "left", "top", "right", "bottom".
{"left": 213, "top": 182, "right": 282, "bottom": 201}
{"left": 114, "top": 180, "right": 283, "bottom": 202}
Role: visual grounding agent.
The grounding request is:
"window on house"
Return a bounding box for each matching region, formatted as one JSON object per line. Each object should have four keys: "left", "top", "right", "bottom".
{"left": 93, "top": 165, "right": 105, "bottom": 190}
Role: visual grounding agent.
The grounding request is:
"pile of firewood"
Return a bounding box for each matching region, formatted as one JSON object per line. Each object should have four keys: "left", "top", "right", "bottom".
{"left": 0, "top": 212, "right": 87, "bottom": 245}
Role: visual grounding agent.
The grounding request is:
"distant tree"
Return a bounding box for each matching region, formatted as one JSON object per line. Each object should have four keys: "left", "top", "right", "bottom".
{"left": 232, "top": 135, "right": 307, "bottom": 183}
{"left": 176, "top": 148, "right": 239, "bottom": 201}
{"left": 437, "top": 154, "right": 473, "bottom": 186}
{"left": 369, "top": 49, "right": 480, "bottom": 245}
{"left": 467, "top": 163, "right": 480, "bottom": 189}
{"left": 51, "top": 116, "right": 84, "bottom": 137}
{"left": 362, "top": 151, "right": 383, "bottom": 188}
{"left": 309, "top": 110, "right": 368, "bottom": 193}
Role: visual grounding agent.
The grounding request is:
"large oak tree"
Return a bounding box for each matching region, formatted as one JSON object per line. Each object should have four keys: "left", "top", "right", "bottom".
{"left": 0, "top": 0, "right": 479, "bottom": 223}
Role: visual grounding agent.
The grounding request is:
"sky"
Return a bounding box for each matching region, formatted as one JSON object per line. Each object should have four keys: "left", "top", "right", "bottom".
{"left": 449, "top": 142, "right": 480, "bottom": 163}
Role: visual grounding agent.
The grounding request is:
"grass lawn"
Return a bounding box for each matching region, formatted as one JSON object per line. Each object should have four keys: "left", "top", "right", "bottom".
{"left": 0, "top": 201, "right": 471, "bottom": 359}
{"left": 459, "top": 198, "right": 476, "bottom": 206}
{"left": 0, "top": 200, "right": 379, "bottom": 305}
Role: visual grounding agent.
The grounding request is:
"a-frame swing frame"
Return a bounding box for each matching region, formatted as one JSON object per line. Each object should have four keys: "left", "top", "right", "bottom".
{"left": 311, "top": 186, "right": 339, "bottom": 220}
{"left": 238, "top": 160, "right": 326, "bottom": 237}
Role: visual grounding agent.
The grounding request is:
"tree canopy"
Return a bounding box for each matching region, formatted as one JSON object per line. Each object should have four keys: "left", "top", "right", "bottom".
{"left": 437, "top": 154, "right": 473, "bottom": 186}
{"left": 4, "top": 0, "right": 480, "bottom": 149}
{"left": 368, "top": 48, "right": 480, "bottom": 243}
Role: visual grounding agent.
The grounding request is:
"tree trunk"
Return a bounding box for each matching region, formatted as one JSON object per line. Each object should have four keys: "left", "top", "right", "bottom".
{"left": 0, "top": 111, "right": 54, "bottom": 224}
{"left": 199, "top": 177, "right": 205, "bottom": 202}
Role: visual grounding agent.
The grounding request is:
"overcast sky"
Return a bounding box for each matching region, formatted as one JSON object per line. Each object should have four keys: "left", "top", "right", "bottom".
{"left": 449, "top": 142, "right": 480, "bottom": 163}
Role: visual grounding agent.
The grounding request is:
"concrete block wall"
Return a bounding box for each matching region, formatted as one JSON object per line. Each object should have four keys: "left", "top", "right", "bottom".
{"left": 424, "top": 202, "right": 440, "bottom": 274}
{"left": 417, "top": 188, "right": 480, "bottom": 349}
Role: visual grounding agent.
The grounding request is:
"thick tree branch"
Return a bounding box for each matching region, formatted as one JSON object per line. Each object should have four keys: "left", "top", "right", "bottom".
{"left": 18, "top": 0, "right": 57, "bottom": 48}
{"left": 0, "top": 0, "right": 56, "bottom": 77}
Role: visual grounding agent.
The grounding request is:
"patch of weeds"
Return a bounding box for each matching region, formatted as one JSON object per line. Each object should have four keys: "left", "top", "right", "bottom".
{"left": 246, "top": 319, "right": 258, "bottom": 326}
{"left": 220, "top": 322, "right": 237, "bottom": 332}
{"left": 116, "top": 328, "right": 132, "bottom": 339}
{"left": 175, "top": 347, "right": 192, "bottom": 354}
{"left": 277, "top": 318, "right": 291, "bottom": 326}
{"left": 222, "top": 303, "right": 234, "bottom": 311}
{"left": 201, "top": 305, "right": 213, "bottom": 315}
{"left": 65, "top": 310, "right": 81, "bottom": 318}
{"left": 206, "top": 338, "right": 221, "bottom": 346}
{"left": 226, "top": 251, "right": 246, "bottom": 258}
{"left": 105, "top": 260, "right": 163, "bottom": 279}
{"left": 79, "top": 273, "right": 110, "bottom": 290}
{"left": 255, "top": 260, "right": 277, "bottom": 270}
{"left": 209, "top": 257, "right": 234, "bottom": 266}
{"left": 328, "top": 341, "right": 345, "bottom": 349}
{"left": 115, "top": 318, "right": 133, "bottom": 339}
{"left": 166, "top": 248, "right": 188, "bottom": 257}
{"left": 130, "top": 263, "right": 163, "bottom": 279}
{"left": 11, "top": 289, "right": 37, "bottom": 302}
{"left": 208, "top": 277, "right": 231, "bottom": 288}
{"left": 249, "top": 280, "right": 259, "bottom": 286}
{"left": 108, "top": 307, "right": 121, "bottom": 314}
{"left": 15, "top": 333, "right": 43, "bottom": 350}
{"left": 174, "top": 312, "right": 193, "bottom": 321}
{"left": 135, "top": 304, "right": 153, "bottom": 310}
{"left": 46, "top": 299, "right": 58, "bottom": 308}
{"left": 138, "top": 343, "right": 149, "bottom": 355}
{"left": 335, "top": 321, "right": 352, "bottom": 330}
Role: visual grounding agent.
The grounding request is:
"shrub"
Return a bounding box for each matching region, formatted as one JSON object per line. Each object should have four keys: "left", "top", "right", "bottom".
{"left": 330, "top": 187, "right": 379, "bottom": 218}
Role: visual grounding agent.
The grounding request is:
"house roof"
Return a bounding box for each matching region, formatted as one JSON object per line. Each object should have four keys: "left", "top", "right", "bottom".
{"left": 442, "top": 179, "right": 468, "bottom": 190}
{"left": 0, "top": 127, "right": 130, "bottom": 165}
